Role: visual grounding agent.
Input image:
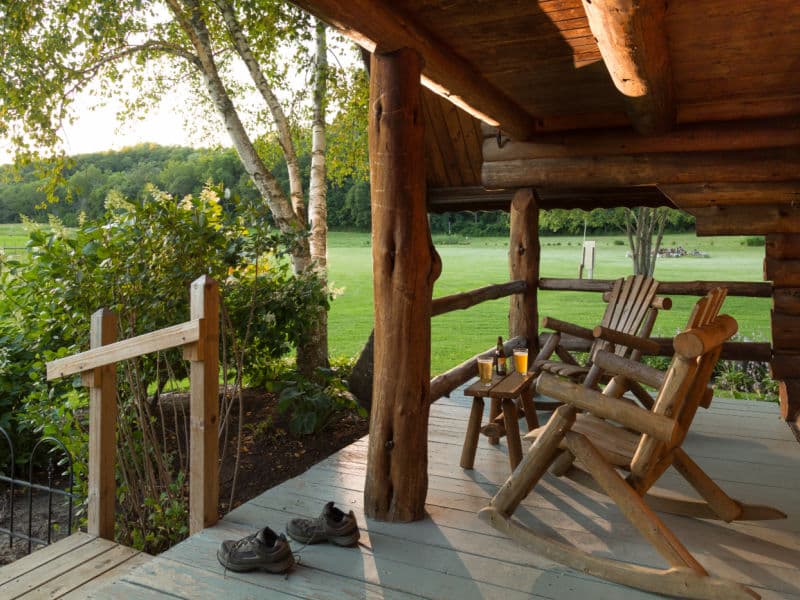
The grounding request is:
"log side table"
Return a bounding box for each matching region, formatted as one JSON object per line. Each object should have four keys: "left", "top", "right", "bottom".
{"left": 461, "top": 370, "right": 539, "bottom": 471}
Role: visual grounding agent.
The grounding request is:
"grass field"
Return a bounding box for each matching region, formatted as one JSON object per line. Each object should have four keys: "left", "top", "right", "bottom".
{"left": 0, "top": 223, "right": 31, "bottom": 257}
{"left": 0, "top": 222, "right": 771, "bottom": 375}
{"left": 328, "top": 231, "right": 771, "bottom": 374}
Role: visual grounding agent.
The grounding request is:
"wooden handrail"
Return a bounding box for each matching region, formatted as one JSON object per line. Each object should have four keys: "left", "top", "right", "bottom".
{"left": 46, "top": 320, "right": 202, "bottom": 380}
{"left": 432, "top": 280, "right": 525, "bottom": 316}
{"left": 44, "top": 275, "right": 219, "bottom": 539}
{"left": 539, "top": 277, "right": 772, "bottom": 298}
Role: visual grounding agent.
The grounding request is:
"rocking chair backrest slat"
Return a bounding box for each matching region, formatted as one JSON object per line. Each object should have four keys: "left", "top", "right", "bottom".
{"left": 599, "top": 275, "right": 661, "bottom": 358}
{"left": 630, "top": 289, "right": 734, "bottom": 478}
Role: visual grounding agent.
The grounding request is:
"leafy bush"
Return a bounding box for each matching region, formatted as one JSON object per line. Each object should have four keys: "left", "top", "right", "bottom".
{"left": 277, "top": 366, "right": 364, "bottom": 435}
{"left": 0, "top": 185, "right": 328, "bottom": 547}
{"left": 743, "top": 236, "right": 765, "bottom": 247}
{"left": 713, "top": 359, "right": 778, "bottom": 401}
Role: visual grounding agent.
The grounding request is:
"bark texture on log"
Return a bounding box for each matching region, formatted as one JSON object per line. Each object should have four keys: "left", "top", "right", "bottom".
{"left": 580, "top": 0, "right": 674, "bottom": 134}
{"left": 365, "top": 48, "right": 441, "bottom": 522}
{"left": 508, "top": 189, "right": 540, "bottom": 353}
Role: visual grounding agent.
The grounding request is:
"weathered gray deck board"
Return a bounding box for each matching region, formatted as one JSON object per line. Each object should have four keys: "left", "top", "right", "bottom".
{"left": 0, "top": 533, "right": 149, "bottom": 599}
{"left": 8, "top": 387, "right": 797, "bottom": 599}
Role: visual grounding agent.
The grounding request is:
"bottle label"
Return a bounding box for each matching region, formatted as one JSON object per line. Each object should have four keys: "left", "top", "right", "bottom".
{"left": 497, "top": 356, "right": 506, "bottom": 374}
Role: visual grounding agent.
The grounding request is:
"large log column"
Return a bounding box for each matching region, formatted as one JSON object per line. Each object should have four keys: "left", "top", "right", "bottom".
{"left": 508, "top": 188, "right": 540, "bottom": 353}
{"left": 766, "top": 234, "right": 800, "bottom": 423}
{"left": 365, "top": 47, "right": 442, "bottom": 521}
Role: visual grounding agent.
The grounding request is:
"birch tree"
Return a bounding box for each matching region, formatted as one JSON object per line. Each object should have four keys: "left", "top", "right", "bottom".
{"left": 0, "top": 0, "right": 352, "bottom": 373}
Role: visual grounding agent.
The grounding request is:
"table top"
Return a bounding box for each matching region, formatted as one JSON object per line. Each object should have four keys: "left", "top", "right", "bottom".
{"left": 464, "top": 369, "right": 534, "bottom": 399}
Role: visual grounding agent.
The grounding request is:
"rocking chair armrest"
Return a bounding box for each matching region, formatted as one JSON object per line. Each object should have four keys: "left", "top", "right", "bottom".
{"left": 591, "top": 350, "right": 666, "bottom": 389}
{"left": 541, "top": 316, "right": 594, "bottom": 341}
{"left": 592, "top": 327, "right": 661, "bottom": 356}
{"left": 536, "top": 373, "right": 678, "bottom": 444}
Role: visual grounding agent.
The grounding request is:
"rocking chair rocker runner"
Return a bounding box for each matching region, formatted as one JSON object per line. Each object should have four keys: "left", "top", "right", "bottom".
{"left": 480, "top": 289, "right": 786, "bottom": 600}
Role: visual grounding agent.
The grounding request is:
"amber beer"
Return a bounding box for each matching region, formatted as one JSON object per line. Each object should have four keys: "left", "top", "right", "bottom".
{"left": 477, "top": 357, "right": 493, "bottom": 385}
{"left": 513, "top": 348, "right": 528, "bottom": 374}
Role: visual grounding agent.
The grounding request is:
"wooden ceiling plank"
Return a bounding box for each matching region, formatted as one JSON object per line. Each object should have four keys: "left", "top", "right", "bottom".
{"left": 482, "top": 146, "right": 800, "bottom": 188}
{"left": 289, "top": 0, "right": 538, "bottom": 139}
{"left": 580, "top": 0, "right": 674, "bottom": 134}
{"left": 483, "top": 117, "right": 800, "bottom": 162}
{"left": 421, "top": 92, "right": 455, "bottom": 188}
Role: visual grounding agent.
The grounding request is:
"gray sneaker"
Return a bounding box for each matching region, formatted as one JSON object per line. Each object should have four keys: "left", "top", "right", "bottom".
{"left": 286, "top": 501, "right": 360, "bottom": 547}
{"left": 217, "top": 527, "right": 295, "bottom": 573}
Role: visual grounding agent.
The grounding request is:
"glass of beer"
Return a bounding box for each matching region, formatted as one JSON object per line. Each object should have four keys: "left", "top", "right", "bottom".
{"left": 513, "top": 348, "right": 528, "bottom": 375}
{"left": 477, "top": 357, "right": 493, "bottom": 386}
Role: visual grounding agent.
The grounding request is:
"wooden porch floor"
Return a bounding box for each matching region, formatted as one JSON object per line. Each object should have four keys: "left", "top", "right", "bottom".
{"left": 6, "top": 389, "right": 800, "bottom": 599}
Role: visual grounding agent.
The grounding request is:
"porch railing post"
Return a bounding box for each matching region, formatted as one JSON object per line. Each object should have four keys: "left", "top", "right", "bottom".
{"left": 86, "top": 308, "right": 118, "bottom": 539}
{"left": 188, "top": 275, "right": 219, "bottom": 534}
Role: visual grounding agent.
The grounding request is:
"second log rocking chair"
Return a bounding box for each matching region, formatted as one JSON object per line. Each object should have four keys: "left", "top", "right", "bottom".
{"left": 480, "top": 289, "right": 786, "bottom": 600}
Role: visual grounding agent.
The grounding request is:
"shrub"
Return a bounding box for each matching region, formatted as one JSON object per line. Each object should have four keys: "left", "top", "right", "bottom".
{"left": 744, "top": 236, "right": 765, "bottom": 247}
{"left": 0, "top": 185, "right": 328, "bottom": 550}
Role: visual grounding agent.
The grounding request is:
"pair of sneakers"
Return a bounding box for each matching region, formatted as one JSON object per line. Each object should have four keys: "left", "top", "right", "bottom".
{"left": 216, "top": 501, "right": 360, "bottom": 574}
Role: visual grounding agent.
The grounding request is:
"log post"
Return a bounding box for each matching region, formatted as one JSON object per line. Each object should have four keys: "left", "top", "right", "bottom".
{"left": 86, "top": 309, "right": 118, "bottom": 539}
{"left": 765, "top": 234, "right": 800, "bottom": 423}
{"left": 509, "top": 188, "right": 540, "bottom": 356}
{"left": 188, "top": 276, "right": 220, "bottom": 533}
{"left": 365, "top": 47, "right": 441, "bottom": 521}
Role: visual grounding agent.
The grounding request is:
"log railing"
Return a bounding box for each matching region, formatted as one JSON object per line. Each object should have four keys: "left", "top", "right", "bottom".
{"left": 429, "top": 276, "right": 775, "bottom": 403}
{"left": 45, "top": 276, "right": 219, "bottom": 539}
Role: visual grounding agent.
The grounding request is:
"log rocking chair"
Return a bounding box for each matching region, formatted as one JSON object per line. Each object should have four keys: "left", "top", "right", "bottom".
{"left": 480, "top": 289, "right": 786, "bottom": 600}
{"left": 532, "top": 274, "right": 671, "bottom": 407}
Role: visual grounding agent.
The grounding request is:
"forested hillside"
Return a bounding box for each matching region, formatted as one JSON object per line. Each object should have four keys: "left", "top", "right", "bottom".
{"left": 0, "top": 144, "right": 695, "bottom": 235}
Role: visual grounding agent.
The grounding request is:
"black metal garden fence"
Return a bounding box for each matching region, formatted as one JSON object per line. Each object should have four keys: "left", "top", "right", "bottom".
{"left": 0, "top": 427, "right": 77, "bottom": 556}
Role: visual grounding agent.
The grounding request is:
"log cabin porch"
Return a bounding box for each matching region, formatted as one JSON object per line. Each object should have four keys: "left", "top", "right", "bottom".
{"left": 3, "top": 387, "right": 797, "bottom": 599}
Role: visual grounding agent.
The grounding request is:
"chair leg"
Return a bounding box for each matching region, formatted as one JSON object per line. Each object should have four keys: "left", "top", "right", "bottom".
{"left": 549, "top": 449, "right": 575, "bottom": 476}
{"left": 566, "top": 432, "right": 707, "bottom": 574}
{"left": 460, "top": 397, "right": 484, "bottom": 469}
{"left": 491, "top": 405, "right": 576, "bottom": 516}
{"left": 672, "top": 448, "right": 786, "bottom": 522}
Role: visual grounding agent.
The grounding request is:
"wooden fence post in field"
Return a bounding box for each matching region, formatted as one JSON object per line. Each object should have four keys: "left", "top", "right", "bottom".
{"left": 86, "top": 308, "right": 118, "bottom": 539}
{"left": 187, "top": 275, "right": 220, "bottom": 534}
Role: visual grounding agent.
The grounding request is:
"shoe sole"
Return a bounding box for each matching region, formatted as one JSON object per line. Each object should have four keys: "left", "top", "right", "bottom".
{"left": 217, "top": 550, "right": 296, "bottom": 573}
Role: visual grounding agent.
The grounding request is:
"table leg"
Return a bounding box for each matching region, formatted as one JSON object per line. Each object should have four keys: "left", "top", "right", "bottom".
{"left": 460, "top": 397, "right": 485, "bottom": 469}
{"left": 488, "top": 397, "right": 501, "bottom": 445}
{"left": 520, "top": 386, "right": 539, "bottom": 430}
{"left": 502, "top": 398, "right": 522, "bottom": 470}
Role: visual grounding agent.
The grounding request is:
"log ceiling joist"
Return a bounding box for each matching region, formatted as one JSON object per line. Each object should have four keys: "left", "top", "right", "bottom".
{"left": 427, "top": 186, "right": 672, "bottom": 213}
{"left": 482, "top": 146, "right": 800, "bottom": 188}
{"left": 581, "top": 0, "right": 675, "bottom": 134}
{"left": 290, "top": 0, "right": 539, "bottom": 140}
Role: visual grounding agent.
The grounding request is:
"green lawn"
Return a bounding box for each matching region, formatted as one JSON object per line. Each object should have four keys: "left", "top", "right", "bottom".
{"left": 0, "top": 223, "right": 31, "bottom": 253}
{"left": 327, "top": 231, "right": 771, "bottom": 374}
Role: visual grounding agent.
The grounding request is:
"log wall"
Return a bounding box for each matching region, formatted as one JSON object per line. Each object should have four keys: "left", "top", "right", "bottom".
{"left": 765, "top": 234, "right": 800, "bottom": 422}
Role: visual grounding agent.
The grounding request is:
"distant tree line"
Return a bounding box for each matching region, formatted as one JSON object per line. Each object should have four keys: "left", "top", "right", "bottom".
{"left": 0, "top": 144, "right": 695, "bottom": 235}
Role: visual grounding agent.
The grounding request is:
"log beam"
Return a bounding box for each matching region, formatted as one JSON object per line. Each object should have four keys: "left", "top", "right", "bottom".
{"left": 485, "top": 117, "right": 800, "bottom": 163}
{"left": 660, "top": 182, "right": 800, "bottom": 209}
{"left": 289, "top": 0, "right": 537, "bottom": 140}
{"left": 365, "top": 48, "right": 442, "bottom": 522}
{"left": 482, "top": 146, "right": 800, "bottom": 189}
{"left": 692, "top": 204, "right": 800, "bottom": 236}
{"left": 580, "top": 0, "right": 674, "bottom": 134}
{"left": 509, "top": 189, "right": 540, "bottom": 353}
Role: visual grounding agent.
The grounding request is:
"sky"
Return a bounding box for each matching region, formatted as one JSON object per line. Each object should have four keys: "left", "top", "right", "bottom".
{"left": 0, "top": 79, "right": 232, "bottom": 166}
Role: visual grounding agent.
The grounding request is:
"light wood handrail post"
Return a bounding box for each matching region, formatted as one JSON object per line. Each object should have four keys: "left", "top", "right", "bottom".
{"left": 86, "top": 308, "right": 118, "bottom": 539}
{"left": 188, "top": 275, "right": 220, "bottom": 534}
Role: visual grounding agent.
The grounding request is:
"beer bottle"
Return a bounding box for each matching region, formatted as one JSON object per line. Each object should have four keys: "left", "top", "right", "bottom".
{"left": 495, "top": 336, "right": 507, "bottom": 376}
